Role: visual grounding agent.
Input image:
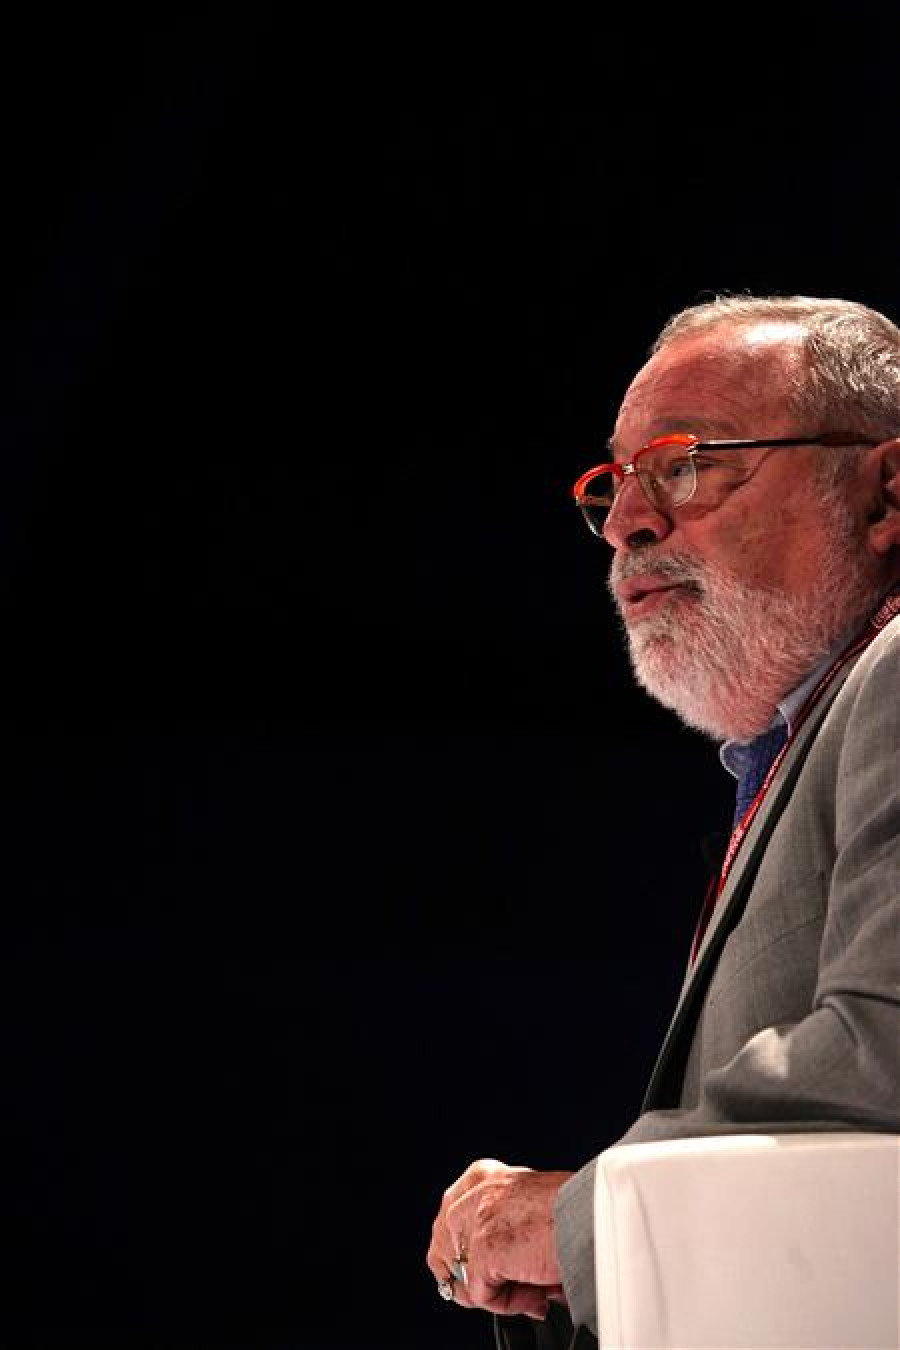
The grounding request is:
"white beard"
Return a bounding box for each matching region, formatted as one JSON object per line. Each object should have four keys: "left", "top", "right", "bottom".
{"left": 607, "top": 498, "right": 879, "bottom": 742}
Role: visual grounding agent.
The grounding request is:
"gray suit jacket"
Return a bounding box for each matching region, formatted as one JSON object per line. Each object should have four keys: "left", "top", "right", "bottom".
{"left": 552, "top": 614, "right": 900, "bottom": 1340}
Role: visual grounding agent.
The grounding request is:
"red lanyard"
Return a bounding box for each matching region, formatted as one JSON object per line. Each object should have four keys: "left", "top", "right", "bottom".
{"left": 690, "top": 588, "right": 900, "bottom": 966}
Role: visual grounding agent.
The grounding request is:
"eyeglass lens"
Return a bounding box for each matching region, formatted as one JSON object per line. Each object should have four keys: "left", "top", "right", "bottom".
{"left": 579, "top": 444, "right": 698, "bottom": 532}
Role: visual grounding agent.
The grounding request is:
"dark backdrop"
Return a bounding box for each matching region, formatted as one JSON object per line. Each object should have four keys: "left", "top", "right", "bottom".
{"left": 1, "top": 7, "right": 897, "bottom": 1349}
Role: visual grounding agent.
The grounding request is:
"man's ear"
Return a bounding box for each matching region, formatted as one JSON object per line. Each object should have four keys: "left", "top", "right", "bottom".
{"left": 867, "top": 438, "right": 900, "bottom": 557}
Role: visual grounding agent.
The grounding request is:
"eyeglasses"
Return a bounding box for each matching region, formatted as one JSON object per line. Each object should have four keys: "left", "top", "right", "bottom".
{"left": 572, "top": 432, "right": 878, "bottom": 537}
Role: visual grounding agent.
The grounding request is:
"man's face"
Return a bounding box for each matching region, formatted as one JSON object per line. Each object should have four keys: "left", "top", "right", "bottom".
{"left": 604, "top": 325, "right": 881, "bottom": 741}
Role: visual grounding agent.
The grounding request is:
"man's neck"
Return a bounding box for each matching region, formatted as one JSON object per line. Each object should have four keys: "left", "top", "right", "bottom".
{"left": 722, "top": 586, "right": 894, "bottom": 770}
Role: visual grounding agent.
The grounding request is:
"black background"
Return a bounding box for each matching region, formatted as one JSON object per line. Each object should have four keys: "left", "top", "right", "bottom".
{"left": 1, "top": 7, "right": 898, "bottom": 1348}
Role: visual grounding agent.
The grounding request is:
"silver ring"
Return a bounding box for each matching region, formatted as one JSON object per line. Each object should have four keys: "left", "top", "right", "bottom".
{"left": 450, "top": 1256, "right": 468, "bottom": 1287}
{"left": 437, "top": 1276, "right": 454, "bottom": 1301}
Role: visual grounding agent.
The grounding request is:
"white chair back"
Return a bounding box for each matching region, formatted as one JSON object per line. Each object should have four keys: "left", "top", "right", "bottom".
{"left": 594, "top": 1132, "right": 900, "bottom": 1349}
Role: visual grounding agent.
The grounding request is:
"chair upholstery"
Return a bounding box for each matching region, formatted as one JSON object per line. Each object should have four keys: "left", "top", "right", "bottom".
{"left": 594, "top": 1132, "right": 900, "bottom": 1349}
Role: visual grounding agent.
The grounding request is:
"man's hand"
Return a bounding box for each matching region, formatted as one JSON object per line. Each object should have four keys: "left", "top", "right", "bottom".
{"left": 426, "top": 1158, "right": 573, "bottom": 1321}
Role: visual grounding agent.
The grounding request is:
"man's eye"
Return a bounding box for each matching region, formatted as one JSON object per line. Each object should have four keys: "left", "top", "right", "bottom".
{"left": 665, "top": 458, "right": 693, "bottom": 480}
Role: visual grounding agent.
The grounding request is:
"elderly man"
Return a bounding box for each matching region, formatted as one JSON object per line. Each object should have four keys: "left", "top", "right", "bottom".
{"left": 426, "top": 294, "right": 900, "bottom": 1348}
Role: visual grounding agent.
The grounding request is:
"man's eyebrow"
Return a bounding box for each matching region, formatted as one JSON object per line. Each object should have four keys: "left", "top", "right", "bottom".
{"left": 607, "top": 416, "right": 746, "bottom": 459}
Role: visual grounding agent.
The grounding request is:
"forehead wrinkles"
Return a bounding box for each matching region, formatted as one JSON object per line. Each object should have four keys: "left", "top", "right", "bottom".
{"left": 612, "top": 345, "right": 797, "bottom": 451}
{"left": 611, "top": 379, "right": 751, "bottom": 453}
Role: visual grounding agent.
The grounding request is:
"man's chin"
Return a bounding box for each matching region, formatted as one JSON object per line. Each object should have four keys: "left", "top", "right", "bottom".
{"left": 625, "top": 627, "right": 740, "bottom": 739}
{"left": 629, "top": 659, "right": 735, "bottom": 740}
{"left": 624, "top": 616, "right": 680, "bottom": 659}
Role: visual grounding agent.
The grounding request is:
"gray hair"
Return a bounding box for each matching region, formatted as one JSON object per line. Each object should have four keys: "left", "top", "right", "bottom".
{"left": 651, "top": 294, "right": 900, "bottom": 448}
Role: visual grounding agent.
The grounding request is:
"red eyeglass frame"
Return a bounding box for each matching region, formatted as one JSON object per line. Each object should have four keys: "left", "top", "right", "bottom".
{"left": 572, "top": 431, "right": 879, "bottom": 507}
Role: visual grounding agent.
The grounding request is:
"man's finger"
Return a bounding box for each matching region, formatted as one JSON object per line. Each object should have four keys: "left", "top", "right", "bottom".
{"left": 481, "top": 1281, "right": 552, "bottom": 1320}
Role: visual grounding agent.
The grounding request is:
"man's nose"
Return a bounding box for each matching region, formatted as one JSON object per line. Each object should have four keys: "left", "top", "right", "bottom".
{"left": 602, "top": 475, "right": 673, "bottom": 551}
